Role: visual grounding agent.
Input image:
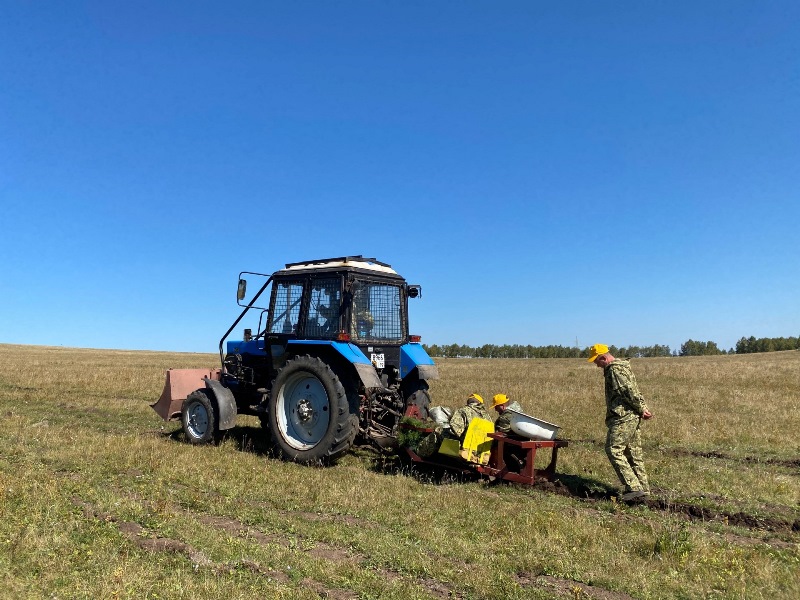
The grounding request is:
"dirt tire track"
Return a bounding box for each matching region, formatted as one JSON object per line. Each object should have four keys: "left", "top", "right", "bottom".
{"left": 74, "top": 497, "right": 215, "bottom": 567}
{"left": 515, "top": 572, "right": 637, "bottom": 600}
{"left": 643, "top": 495, "right": 799, "bottom": 534}
{"left": 200, "top": 513, "right": 456, "bottom": 599}
{"left": 669, "top": 448, "right": 800, "bottom": 469}
{"left": 74, "top": 497, "right": 457, "bottom": 599}
{"left": 73, "top": 498, "right": 322, "bottom": 591}
{"left": 528, "top": 479, "right": 800, "bottom": 535}
{"left": 568, "top": 440, "right": 800, "bottom": 469}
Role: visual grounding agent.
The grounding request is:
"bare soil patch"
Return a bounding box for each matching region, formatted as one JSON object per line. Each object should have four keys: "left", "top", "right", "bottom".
{"left": 528, "top": 477, "right": 800, "bottom": 535}
{"left": 200, "top": 511, "right": 456, "bottom": 598}
{"left": 645, "top": 496, "right": 799, "bottom": 534}
{"left": 300, "top": 578, "right": 358, "bottom": 600}
{"left": 515, "top": 572, "right": 637, "bottom": 600}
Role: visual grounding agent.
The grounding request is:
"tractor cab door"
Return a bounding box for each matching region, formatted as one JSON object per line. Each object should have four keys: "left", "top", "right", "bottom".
{"left": 264, "top": 279, "right": 305, "bottom": 374}
{"left": 304, "top": 277, "right": 344, "bottom": 340}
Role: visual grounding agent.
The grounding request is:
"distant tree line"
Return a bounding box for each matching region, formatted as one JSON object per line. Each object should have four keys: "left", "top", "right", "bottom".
{"left": 678, "top": 340, "right": 724, "bottom": 356}
{"left": 423, "top": 335, "right": 799, "bottom": 359}
{"left": 423, "top": 344, "right": 582, "bottom": 359}
{"left": 734, "top": 335, "right": 800, "bottom": 354}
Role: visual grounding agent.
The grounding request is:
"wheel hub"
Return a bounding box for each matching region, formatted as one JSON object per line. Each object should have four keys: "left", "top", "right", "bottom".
{"left": 187, "top": 404, "right": 208, "bottom": 436}
{"left": 296, "top": 398, "right": 314, "bottom": 422}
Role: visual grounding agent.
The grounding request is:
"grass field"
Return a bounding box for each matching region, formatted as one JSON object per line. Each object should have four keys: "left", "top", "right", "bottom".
{"left": 0, "top": 344, "right": 798, "bottom": 599}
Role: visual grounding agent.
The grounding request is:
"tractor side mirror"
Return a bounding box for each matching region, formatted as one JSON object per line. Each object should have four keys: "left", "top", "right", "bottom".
{"left": 237, "top": 278, "right": 247, "bottom": 301}
{"left": 407, "top": 285, "right": 421, "bottom": 299}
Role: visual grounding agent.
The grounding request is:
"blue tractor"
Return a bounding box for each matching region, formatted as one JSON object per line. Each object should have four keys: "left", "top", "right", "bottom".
{"left": 152, "top": 256, "right": 438, "bottom": 463}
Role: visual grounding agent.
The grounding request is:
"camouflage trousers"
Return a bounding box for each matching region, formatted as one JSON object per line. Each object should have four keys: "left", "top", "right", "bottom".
{"left": 605, "top": 418, "right": 649, "bottom": 494}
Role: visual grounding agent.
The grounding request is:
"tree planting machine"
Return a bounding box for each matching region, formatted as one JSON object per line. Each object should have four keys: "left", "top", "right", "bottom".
{"left": 152, "top": 255, "right": 568, "bottom": 483}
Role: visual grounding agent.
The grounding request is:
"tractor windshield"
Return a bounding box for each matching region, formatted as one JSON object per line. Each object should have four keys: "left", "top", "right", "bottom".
{"left": 351, "top": 281, "right": 403, "bottom": 342}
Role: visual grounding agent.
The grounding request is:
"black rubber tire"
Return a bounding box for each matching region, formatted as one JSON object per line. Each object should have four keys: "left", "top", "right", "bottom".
{"left": 181, "top": 389, "right": 217, "bottom": 445}
{"left": 258, "top": 412, "right": 270, "bottom": 431}
{"left": 404, "top": 380, "right": 431, "bottom": 420}
{"left": 267, "top": 355, "right": 358, "bottom": 464}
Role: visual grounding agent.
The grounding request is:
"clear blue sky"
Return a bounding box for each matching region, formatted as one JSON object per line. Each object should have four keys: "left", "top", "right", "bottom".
{"left": 2, "top": 1, "right": 798, "bottom": 354}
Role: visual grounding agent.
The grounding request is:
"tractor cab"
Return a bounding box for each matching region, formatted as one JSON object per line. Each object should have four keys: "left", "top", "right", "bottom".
{"left": 227, "top": 257, "right": 428, "bottom": 383}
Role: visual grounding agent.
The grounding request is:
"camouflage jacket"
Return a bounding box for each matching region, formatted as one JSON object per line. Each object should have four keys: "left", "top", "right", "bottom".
{"left": 604, "top": 359, "right": 649, "bottom": 425}
{"left": 494, "top": 401, "right": 523, "bottom": 433}
{"left": 449, "top": 403, "right": 491, "bottom": 439}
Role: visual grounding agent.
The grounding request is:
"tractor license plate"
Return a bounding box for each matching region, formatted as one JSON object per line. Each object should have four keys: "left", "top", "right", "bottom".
{"left": 371, "top": 353, "right": 385, "bottom": 369}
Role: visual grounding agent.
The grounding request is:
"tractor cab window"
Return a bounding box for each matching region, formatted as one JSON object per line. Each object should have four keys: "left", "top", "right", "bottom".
{"left": 269, "top": 281, "right": 303, "bottom": 334}
{"left": 351, "top": 281, "right": 403, "bottom": 342}
{"left": 306, "top": 278, "right": 342, "bottom": 338}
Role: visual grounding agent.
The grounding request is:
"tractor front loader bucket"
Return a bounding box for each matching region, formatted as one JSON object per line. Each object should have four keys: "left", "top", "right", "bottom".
{"left": 151, "top": 368, "right": 222, "bottom": 421}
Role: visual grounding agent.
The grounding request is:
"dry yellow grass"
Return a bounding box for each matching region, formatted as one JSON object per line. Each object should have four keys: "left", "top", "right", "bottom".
{"left": 0, "top": 344, "right": 798, "bottom": 599}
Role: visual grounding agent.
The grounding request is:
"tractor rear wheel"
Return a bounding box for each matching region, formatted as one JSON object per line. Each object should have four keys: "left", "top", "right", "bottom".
{"left": 267, "top": 355, "right": 358, "bottom": 464}
{"left": 181, "top": 389, "right": 217, "bottom": 445}
{"left": 404, "top": 380, "right": 431, "bottom": 420}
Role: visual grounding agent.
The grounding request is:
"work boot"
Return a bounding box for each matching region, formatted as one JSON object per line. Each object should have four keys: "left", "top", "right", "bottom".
{"left": 621, "top": 490, "right": 647, "bottom": 502}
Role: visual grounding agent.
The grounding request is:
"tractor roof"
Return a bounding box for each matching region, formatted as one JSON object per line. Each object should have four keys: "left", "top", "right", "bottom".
{"left": 276, "top": 256, "right": 399, "bottom": 277}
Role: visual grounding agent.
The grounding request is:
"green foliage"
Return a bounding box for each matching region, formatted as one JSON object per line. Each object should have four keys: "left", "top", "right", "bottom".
{"left": 424, "top": 342, "right": 676, "bottom": 359}
{"left": 396, "top": 416, "right": 433, "bottom": 450}
{"left": 425, "top": 335, "right": 800, "bottom": 358}
{"left": 679, "top": 339, "right": 724, "bottom": 356}
{"left": 735, "top": 335, "right": 800, "bottom": 354}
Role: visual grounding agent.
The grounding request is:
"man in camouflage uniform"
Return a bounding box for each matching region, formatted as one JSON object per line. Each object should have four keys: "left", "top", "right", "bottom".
{"left": 490, "top": 393, "right": 527, "bottom": 471}
{"left": 588, "top": 344, "right": 653, "bottom": 501}
{"left": 449, "top": 393, "right": 491, "bottom": 440}
{"left": 490, "top": 393, "right": 523, "bottom": 433}
{"left": 416, "top": 395, "right": 488, "bottom": 458}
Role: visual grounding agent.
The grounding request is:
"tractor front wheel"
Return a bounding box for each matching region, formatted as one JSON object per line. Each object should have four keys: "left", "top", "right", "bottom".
{"left": 181, "top": 389, "right": 217, "bottom": 445}
{"left": 267, "top": 355, "right": 358, "bottom": 464}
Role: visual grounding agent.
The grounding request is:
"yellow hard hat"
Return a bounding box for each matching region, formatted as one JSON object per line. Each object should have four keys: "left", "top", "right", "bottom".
{"left": 490, "top": 393, "right": 509, "bottom": 409}
{"left": 587, "top": 343, "right": 609, "bottom": 363}
{"left": 468, "top": 393, "right": 484, "bottom": 404}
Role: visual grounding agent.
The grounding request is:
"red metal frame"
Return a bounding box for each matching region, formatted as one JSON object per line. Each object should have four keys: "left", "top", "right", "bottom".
{"left": 476, "top": 433, "right": 569, "bottom": 485}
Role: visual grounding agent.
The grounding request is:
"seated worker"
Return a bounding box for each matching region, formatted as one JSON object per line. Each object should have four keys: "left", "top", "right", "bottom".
{"left": 318, "top": 302, "right": 340, "bottom": 335}
{"left": 490, "top": 393, "right": 526, "bottom": 471}
{"left": 352, "top": 309, "right": 375, "bottom": 339}
{"left": 449, "top": 393, "right": 491, "bottom": 440}
{"left": 490, "top": 393, "right": 523, "bottom": 434}
{"left": 415, "top": 395, "right": 490, "bottom": 459}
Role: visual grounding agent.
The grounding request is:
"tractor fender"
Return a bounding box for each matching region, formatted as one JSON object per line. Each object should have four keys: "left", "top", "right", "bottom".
{"left": 288, "top": 340, "right": 383, "bottom": 389}
{"left": 400, "top": 343, "right": 439, "bottom": 381}
{"left": 203, "top": 377, "right": 237, "bottom": 430}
